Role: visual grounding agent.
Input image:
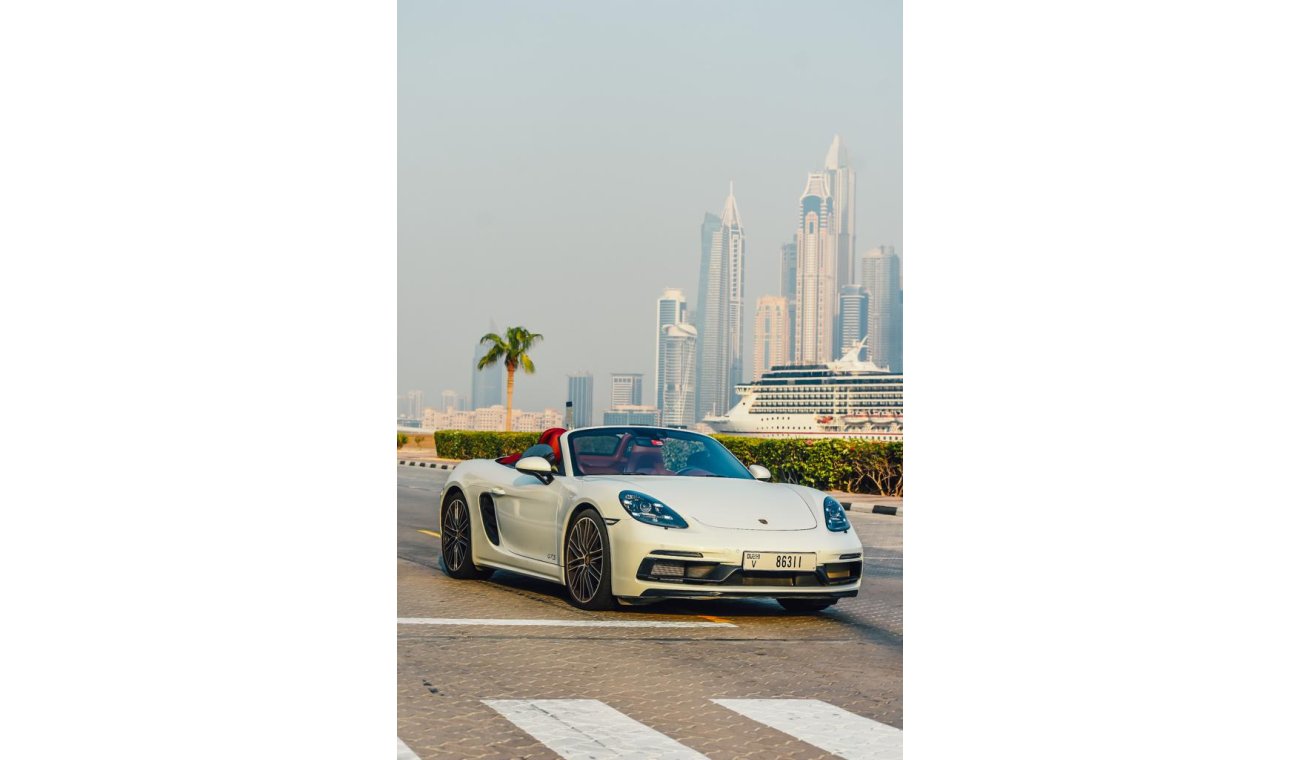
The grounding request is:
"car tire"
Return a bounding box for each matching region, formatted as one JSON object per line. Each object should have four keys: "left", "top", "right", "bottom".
{"left": 440, "top": 490, "right": 493, "bottom": 580}
{"left": 777, "top": 598, "right": 836, "bottom": 613}
{"left": 564, "top": 507, "right": 614, "bottom": 611}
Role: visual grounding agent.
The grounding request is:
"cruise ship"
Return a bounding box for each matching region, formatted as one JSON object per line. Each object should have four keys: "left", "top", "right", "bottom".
{"left": 703, "top": 341, "right": 902, "bottom": 440}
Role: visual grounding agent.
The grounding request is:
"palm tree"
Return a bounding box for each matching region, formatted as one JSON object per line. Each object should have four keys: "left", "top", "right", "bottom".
{"left": 476, "top": 326, "right": 543, "bottom": 432}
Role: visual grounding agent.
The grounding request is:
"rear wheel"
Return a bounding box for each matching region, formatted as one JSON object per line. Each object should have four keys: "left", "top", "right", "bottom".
{"left": 564, "top": 508, "right": 614, "bottom": 610}
{"left": 440, "top": 491, "right": 493, "bottom": 580}
{"left": 777, "top": 598, "right": 836, "bottom": 613}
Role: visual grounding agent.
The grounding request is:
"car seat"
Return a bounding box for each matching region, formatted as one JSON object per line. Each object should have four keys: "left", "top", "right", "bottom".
{"left": 495, "top": 427, "right": 566, "bottom": 467}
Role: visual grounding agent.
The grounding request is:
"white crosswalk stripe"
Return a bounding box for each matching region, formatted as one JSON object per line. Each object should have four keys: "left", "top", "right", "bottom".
{"left": 712, "top": 699, "right": 903, "bottom": 760}
{"left": 483, "top": 699, "right": 708, "bottom": 760}
{"left": 396, "top": 736, "right": 421, "bottom": 760}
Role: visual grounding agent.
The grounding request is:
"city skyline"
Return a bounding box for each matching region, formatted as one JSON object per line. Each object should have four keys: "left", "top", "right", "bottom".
{"left": 407, "top": 136, "right": 901, "bottom": 424}
{"left": 398, "top": 2, "right": 901, "bottom": 413}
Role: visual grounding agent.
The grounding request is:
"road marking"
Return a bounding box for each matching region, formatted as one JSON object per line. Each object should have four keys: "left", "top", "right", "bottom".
{"left": 416, "top": 529, "right": 440, "bottom": 538}
{"left": 398, "top": 617, "right": 736, "bottom": 628}
{"left": 712, "top": 699, "right": 902, "bottom": 760}
{"left": 484, "top": 699, "right": 707, "bottom": 759}
{"left": 699, "top": 614, "right": 731, "bottom": 625}
{"left": 396, "top": 736, "right": 421, "bottom": 760}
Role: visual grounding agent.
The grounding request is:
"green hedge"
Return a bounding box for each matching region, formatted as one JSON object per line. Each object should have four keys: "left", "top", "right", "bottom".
{"left": 433, "top": 430, "right": 541, "bottom": 460}
{"left": 715, "top": 436, "right": 903, "bottom": 496}
{"left": 432, "top": 430, "right": 903, "bottom": 496}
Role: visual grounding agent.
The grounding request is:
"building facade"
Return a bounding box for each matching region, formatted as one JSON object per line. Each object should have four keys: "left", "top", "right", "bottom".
{"left": 837, "top": 284, "right": 868, "bottom": 358}
{"left": 794, "top": 172, "right": 837, "bottom": 365}
{"left": 654, "top": 288, "right": 688, "bottom": 413}
{"left": 403, "top": 390, "right": 424, "bottom": 420}
{"left": 567, "top": 372, "right": 593, "bottom": 428}
{"left": 695, "top": 184, "right": 745, "bottom": 420}
{"left": 824, "top": 135, "right": 857, "bottom": 296}
{"left": 422, "top": 405, "right": 564, "bottom": 433}
{"left": 861, "top": 246, "right": 902, "bottom": 371}
{"left": 660, "top": 323, "right": 698, "bottom": 428}
{"left": 752, "top": 295, "right": 789, "bottom": 381}
{"left": 602, "top": 405, "right": 662, "bottom": 426}
{"left": 610, "top": 373, "right": 643, "bottom": 407}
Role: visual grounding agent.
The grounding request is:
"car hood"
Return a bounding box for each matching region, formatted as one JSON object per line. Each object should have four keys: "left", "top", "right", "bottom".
{"left": 580, "top": 476, "right": 818, "bottom": 531}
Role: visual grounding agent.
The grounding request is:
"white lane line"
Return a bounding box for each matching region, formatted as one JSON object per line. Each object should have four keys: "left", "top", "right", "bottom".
{"left": 484, "top": 699, "right": 707, "bottom": 760}
{"left": 712, "top": 699, "right": 902, "bottom": 760}
{"left": 396, "top": 736, "right": 421, "bottom": 760}
{"left": 397, "top": 617, "right": 736, "bottom": 628}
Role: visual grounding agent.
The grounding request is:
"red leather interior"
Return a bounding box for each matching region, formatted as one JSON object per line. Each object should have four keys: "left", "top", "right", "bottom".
{"left": 495, "top": 427, "right": 567, "bottom": 467}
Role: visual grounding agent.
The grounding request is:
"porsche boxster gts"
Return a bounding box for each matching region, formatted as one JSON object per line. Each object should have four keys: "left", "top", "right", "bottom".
{"left": 438, "top": 426, "right": 863, "bottom": 611}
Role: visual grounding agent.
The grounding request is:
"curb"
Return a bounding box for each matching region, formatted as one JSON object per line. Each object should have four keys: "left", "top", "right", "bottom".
{"left": 841, "top": 500, "right": 903, "bottom": 518}
{"left": 397, "top": 460, "right": 455, "bottom": 469}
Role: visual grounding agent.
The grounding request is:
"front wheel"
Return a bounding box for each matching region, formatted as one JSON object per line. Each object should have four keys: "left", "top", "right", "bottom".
{"left": 440, "top": 491, "right": 493, "bottom": 580}
{"left": 777, "top": 598, "right": 836, "bottom": 613}
{"left": 564, "top": 508, "right": 614, "bottom": 610}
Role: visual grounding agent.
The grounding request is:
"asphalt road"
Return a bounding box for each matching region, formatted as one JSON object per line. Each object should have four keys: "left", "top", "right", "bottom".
{"left": 397, "top": 465, "right": 903, "bottom": 759}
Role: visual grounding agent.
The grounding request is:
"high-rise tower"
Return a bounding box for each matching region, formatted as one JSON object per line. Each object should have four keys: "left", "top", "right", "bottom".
{"left": 753, "top": 295, "right": 789, "bottom": 380}
{"left": 794, "top": 172, "right": 837, "bottom": 364}
{"left": 695, "top": 183, "right": 745, "bottom": 419}
{"left": 780, "top": 238, "right": 797, "bottom": 363}
{"left": 610, "top": 373, "right": 643, "bottom": 407}
{"left": 660, "top": 323, "right": 698, "bottom": 428}
{"left": 837, "top": 285, "right": 868, "bottom": 358}
{"left": 654, "top": 288, "right": 688, "bottom": 412}
{"left": 567, "top": 372, "right": 593, "bottom": 428}
{"left": 824, "top": 135, "right": 857, "bottom": 295}
{"left": 861, "top": 246, "right": 902, "bottom": 371}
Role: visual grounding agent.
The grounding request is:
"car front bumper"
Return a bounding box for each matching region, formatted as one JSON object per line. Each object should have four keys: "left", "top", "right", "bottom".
{"left": 606, "top": 518, "right": 864, "bottom": 600}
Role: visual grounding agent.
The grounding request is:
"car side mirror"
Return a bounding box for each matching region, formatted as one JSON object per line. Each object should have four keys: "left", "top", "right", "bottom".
{"left": 517, "top": 456, "right": 554, "bottom": 484}
{"left": 748, "top": 464, "right": 772, "bottom": 481}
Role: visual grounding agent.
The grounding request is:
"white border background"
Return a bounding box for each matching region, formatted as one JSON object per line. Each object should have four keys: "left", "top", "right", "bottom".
{"left": 3, "top": 1, "right": 1298, "bottom": 757}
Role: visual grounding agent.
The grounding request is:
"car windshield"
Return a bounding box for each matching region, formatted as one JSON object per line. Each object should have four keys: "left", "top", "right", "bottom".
{"left": 567, "top": 428, "right": 753, "bottom": 479}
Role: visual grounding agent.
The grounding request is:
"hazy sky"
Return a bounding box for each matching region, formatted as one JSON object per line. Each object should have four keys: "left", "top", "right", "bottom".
{"left": 398, "top": 0, "right": 901, "bottom": 414}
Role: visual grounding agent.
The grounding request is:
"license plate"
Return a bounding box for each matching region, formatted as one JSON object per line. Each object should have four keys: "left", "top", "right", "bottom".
{"left": 742, "top": 551, "right": 816, "bottom": 571}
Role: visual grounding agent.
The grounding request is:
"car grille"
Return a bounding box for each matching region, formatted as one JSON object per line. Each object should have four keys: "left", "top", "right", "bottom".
{"left": 636, "top": 558, "right": 861, "bottom": 587}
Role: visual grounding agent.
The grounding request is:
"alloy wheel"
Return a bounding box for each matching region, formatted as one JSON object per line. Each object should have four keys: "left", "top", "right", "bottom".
{"left": 565, "top": 515, "right": 605, "bottom": 604}
{"left": 443, "top": 497, "right": 471, "bottom": 571}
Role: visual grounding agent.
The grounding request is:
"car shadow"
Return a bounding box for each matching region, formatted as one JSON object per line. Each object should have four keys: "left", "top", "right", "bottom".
{"left": 480, "top": 568, "right": 824, "bottom": 618}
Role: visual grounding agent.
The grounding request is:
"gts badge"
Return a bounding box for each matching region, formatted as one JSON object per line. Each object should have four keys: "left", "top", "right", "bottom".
{"left": 547, "top": 553, "right": 557, "bottom": 561}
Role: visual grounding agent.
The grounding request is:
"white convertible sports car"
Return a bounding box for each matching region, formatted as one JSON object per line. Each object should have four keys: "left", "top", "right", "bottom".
{"left": 437, "top": 426, "right": 863, "bottom": 612}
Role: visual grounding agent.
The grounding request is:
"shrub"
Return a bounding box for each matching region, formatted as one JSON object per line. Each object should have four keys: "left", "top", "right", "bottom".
{"left": 714, "top": 435, "right": 902, "bottom": 495}
{"left": 433, "top": 430, "right": 540, "bottom": 460}
{"left": 397, "top": 432, "right": 409, "bottom": 449}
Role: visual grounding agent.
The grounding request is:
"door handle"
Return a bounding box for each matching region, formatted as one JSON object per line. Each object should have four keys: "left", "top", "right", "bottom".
{"left": 490, "top": 487, "right": 506, "bottom": 496}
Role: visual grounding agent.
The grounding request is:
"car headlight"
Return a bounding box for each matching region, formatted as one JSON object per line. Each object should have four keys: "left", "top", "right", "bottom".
{"left": 619, "top": 490, "right": 689, "bottom": 529}
{"left": 824, "top": 496, "right": 850, "bottom": 532}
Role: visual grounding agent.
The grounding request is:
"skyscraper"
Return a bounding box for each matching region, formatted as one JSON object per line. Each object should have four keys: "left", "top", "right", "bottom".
{"left": 567, "top": 372, "right": 593, "bottom": 428}
{"left": 402, "top": 390, "right": 425, "bottom": 420}
{"left": 440, "top": 389, "right": 462, "bottom": 411}
{"left": 794, "top": 172, "right": 837, "bottom": 364}
{"left": 861, "top": 245, "right": 902, "bottom": 371}
{"left": 752, "top": 295, "right": 789, "bottom": 380}
{"left": 610, "top": 373, "right": 643, "bottom": 407}
{"left": 655, "top": 288, "right": 687, "bottom": 412}
{"left": 660, "top": 323, "right": 697, "bottom": 428}
{"left": 695, "top": 183, "right": 745, "bottom": 420}
{"left": 471, "top": 321, "right": 504, "bottom": 409}
{"left": 780, "top": 238, "right": 798, "bottom": 362}
{"left": 824, "top": 135, "right": 857, "bottom": 294}
{"left": 837, "top": 285, "right": 868, "bottom": 358}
